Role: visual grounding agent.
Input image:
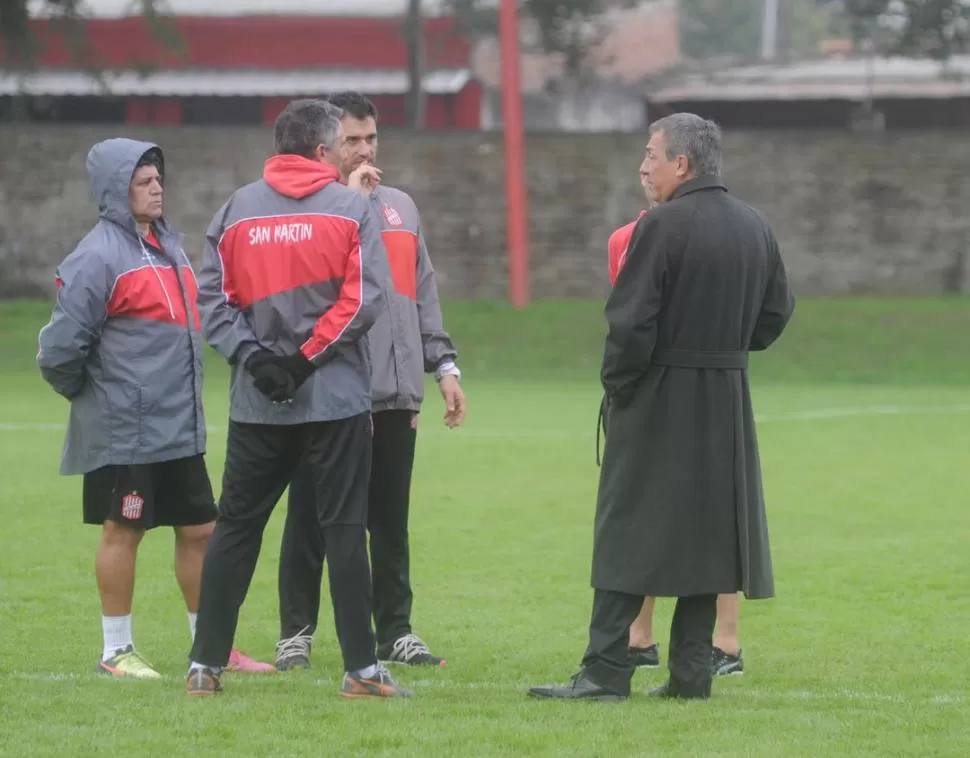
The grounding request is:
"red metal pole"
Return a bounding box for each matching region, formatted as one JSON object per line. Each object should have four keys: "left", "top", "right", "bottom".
{"left": 498, "top": 0, "right": 530, "bottom": 308}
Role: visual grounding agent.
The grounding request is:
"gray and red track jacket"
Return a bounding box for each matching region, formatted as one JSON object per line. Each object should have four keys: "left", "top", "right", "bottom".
{"left": 367, "top": 185, "right": 458, "bottom": 414}
{"left": 197, "top": 155, "right": 390, "bottom": 424}
{"left": 37, "top": 138, "right": 207, "bottom": 476}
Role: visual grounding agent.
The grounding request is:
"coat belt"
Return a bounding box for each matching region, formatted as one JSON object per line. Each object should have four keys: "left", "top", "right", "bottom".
{"left": 651, "top": 349, "right": 748, "bottom": 369}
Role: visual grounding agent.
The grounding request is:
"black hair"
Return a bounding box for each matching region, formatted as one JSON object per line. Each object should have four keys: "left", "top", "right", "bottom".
{"left": 136, "top": 147, "right": 164, "bottom": 178}
{"left": 325, "top": 91, "right": 379, "bottom": 123}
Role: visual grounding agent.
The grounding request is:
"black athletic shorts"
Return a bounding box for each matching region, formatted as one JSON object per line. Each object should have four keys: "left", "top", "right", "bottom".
{"left": 82, "top": 454, "right": 218, "bottom": 530}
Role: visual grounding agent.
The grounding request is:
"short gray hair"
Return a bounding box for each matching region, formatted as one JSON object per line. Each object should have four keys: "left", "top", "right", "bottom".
{"left": 649, "top": 113, "right": 722, "bottom": 177}
{"left": 273, "top": 99, "right": 343, "bottom": 158}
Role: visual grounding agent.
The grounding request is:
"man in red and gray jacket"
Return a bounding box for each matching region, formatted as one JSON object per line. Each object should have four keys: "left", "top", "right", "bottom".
{"left": 186, "top": 99, "right": 410, "bottom": 699}
{"left": 274, "top": 92, "right": 466, "bottom": 671}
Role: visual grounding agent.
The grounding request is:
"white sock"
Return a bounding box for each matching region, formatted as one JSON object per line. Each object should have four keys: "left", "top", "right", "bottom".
{"left": 188, "top": 612, "right": 198, "bottom": 642}
{"left": 188, "top": 661, "right": 224, "bottom": 676}
{"left": 356, "top": 663, "right": 379, "bottom": 679}
{"left": 102, "top": 614, "right": 133, "bottom": 661}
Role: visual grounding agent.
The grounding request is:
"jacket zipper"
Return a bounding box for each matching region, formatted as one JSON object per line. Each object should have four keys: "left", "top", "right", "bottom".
{"left": 140, "top": 231, "right": 203, "bottom": 450}
{"left": 139, "top": 237, "right": 177, "bottom": 320}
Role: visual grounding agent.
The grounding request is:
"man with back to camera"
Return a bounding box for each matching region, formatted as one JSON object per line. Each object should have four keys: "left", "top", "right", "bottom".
{"left": 186, "top": 99, "right": 410, "bottom": 699}
{"left": 531, "top": 112, "right": 795, "bottom": 701}
{"left": 274, "top": 91, "right": 466, "bottom": 671}
{"left": 605, "top": 175, "right": 748, "bottom": 679}
{"left": 37, "top": 137, "right": 269, "bottom": 677}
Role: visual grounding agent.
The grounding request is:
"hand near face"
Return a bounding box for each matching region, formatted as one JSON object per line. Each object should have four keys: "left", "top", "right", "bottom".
{"left": 347, "top": 163, "right": 382, "bottom": 197}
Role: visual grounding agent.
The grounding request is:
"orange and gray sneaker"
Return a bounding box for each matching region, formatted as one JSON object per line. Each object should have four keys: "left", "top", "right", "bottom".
{"left": 97, "top": 645, "right": 162, "bottom": 679}
{"left": 185, "top": 666, "right": 223, "bottom": 696}
{"left": 340, "top": 663, "right": 413, "bottom": 699}
{"left": 226, "top": 648, "right": 276, "bottom": 674}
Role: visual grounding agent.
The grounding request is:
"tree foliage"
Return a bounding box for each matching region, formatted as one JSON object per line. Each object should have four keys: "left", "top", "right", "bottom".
{"left": 844, "top": 0, "right": 970, "bottom": 59}
{"left": 448, "top": 0, "right": 636, "bottom": 74}
{"left": 4, "top": 0, "right": 620, "bottom": 72}
{"left": 1, "top": 1, "right": 181, "bottom": 69}
{"left": 6, "top": 0, "right": 969, "bottom": 69}
{"left": 679, "top": 0, "right": 843, "bottom": 62}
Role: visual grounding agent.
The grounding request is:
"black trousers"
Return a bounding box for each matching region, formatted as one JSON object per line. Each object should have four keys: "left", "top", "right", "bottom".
{"left": 279, "top": 409, "right": 417, "bottom": 645}
{"left": 582, "top": 589, "right": 717, "bottom": 697}
{"left": 190, "top": 415, "right": 376, "bottom": 673}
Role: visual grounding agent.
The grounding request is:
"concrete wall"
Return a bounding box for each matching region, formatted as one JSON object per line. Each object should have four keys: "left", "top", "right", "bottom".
{"left": 1, "top": 125, "right": 968, "bottom": 299}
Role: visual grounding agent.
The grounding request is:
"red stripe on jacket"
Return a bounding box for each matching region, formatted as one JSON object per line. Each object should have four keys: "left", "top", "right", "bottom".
{"left": 217, "top": 213, "right": 360, "bottom": 310}
{"left": 608, "top": 209, "right": 649, "bottom": 285}
{"left": 106, "top": 264, "right": 199, "bottom": 328}
{"left": 382, "top": 229, "right": 418, "bottom": 300}
{"left": 299, "top": 233, "right": 363, "bottom": 361}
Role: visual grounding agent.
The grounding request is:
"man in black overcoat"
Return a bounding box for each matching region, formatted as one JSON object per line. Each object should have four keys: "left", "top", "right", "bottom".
{"left": 530, "top": 113, "right": 796, "bottom": 701}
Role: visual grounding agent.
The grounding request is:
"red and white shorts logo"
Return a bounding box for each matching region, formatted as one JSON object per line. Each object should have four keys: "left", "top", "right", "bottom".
{"left": 383, "top": 205, "right": 403, "bottom": 227}
{"left": 120, "top": 491, "right": 145, "bottom": 520}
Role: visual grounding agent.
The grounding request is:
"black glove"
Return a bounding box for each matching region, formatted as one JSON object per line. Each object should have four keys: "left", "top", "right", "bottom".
{"left": 246, "top": 350, "right": 296, "bottom": 403}
{"left": 268, "top": 351, "right": 317, "bottom": 391}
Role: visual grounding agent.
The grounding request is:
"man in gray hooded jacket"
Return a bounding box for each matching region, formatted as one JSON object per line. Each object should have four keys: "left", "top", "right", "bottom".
{"left": 37, "top": 138, "right": 223, "bottom": 679}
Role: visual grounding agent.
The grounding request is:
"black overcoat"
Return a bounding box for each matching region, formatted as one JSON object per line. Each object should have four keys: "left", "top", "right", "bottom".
{"left": 592, "top": 175, "right": 795, "bottom": 599}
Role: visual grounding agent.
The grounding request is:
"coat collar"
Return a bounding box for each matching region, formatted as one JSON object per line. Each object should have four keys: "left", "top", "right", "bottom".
{"left": 669, "top": 174, "right": 728, "bottom": 201}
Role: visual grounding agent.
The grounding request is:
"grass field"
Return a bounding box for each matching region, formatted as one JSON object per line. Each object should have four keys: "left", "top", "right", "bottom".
{"left": 0, "top": 296, "right": 968, "bottom": 757}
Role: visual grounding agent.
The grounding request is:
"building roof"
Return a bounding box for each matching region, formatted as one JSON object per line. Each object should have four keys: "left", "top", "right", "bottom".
{"left": 11, "top": 15, "right": 470, "bottom": 71}
{"left": 28, "top": 0, "right": 454, "bottom": 17}
{"left": 0, "top": 68, "right": 472, "bottom": 96}
{"left": 650, "top": 55, "right": 970, "bottom": 102}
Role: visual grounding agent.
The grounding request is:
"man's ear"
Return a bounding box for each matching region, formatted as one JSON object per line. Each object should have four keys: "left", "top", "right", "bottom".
{"left": 675, "top": 155, "right": 690, "bottom": 177}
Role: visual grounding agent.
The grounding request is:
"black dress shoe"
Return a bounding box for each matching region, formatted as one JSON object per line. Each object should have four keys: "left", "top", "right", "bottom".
{"left": 528, "top": 671, "right": 628, "bottom": 701}
{"left": 648, "top": 681, "right": 710, "bottom": 700}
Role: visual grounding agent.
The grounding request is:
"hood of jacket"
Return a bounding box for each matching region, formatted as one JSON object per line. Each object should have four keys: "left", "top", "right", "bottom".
{"left": 86, "top": 137, "right": 166, "bottom": 237}
{"left": 263, "top": 154, "right": 341, "bottom": 199}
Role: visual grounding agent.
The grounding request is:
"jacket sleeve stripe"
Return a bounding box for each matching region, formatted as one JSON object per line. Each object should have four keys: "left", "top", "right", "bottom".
{"left": 197, "top": 202, "right": 264, "bottom": 365}
{"left": 300, "top": 236, "right": 363, "bottom": 361}
{"left": 413, "top": 222, "right": 457, "bottom": 373}
{"left": 214, "top": 230, "right": 237, "bottom": 306}
{"left": 36, "top": 253, "right": 110, "bottom": 400}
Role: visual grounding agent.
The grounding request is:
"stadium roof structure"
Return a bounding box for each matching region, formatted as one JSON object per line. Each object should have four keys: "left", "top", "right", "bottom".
{"left": 4, "top": 10, "right": 475, "bottom": 98}
{"left": 27, "top": 0, "right": 456, "bottom": 17}
{"left": 10, "top": 2, "right": 484, "bottom": 128}
{"left": 0, "top": 68, "right": 472, "bottom": 96}
{"left": 649, "top": 55, "right": 970, "bottom": 102}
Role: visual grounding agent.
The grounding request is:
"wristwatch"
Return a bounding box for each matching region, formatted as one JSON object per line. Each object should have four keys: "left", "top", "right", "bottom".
{"left": 435, "top": 360, "right": 461, "bottom": 382}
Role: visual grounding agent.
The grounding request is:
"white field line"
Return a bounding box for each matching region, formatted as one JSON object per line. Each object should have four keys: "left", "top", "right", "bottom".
{"left": 2, "top": 670, "right": 965, "bottom": 706}
{"left": 1, "top": 404, "right": 969, "bottom": 438}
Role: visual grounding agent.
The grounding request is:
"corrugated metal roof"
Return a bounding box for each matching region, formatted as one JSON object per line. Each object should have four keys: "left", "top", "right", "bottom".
{"left": 0, "top": 68, "right": 472, "bottom": 96}
{"left": 27, "top": 0, "right": 455, "bottom": 17}
{"left": 650, "top": 55, "right": 970, "bottom": 101}
{"left": 651, "top": 80, "right": 970, "bottom": 101}
{"left": 17, "top": 15, "right": 471, "bottom": 72}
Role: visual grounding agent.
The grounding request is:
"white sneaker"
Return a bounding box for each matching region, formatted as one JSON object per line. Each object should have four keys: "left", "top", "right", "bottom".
{"left": 275, "top": 626, "right": 313, "bottom": 671}
{"left": 377, "top": 633, "right": 446, "bottom": 667}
